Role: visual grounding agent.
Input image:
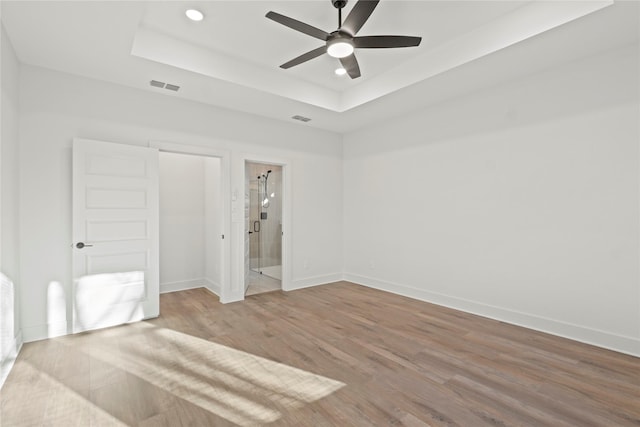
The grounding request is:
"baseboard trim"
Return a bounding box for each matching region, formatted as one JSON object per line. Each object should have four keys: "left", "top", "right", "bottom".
{"left": 287, "top": 273, "right": 343, "bottom": 291}
{"left": 1, "top": 331, "right": 22, "bottom": 389}
{"left": 160, "top": 279, "right": 205, "bottom": 294}
{"left": 221, "top": 290, "right": 244, "bottom": 304}
{"left": 22, "top": 320, "right": 69, "bottom": 343}
{"left": 343, "top": 273, "right": 640, "bottom": 357}
{"left": 204, "top": 278, "right": 221, "bottom": 297}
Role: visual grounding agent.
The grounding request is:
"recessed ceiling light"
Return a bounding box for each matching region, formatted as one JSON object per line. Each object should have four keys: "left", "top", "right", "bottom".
{"left": 185, "top": 9, "right": 204, "bottom": 21}
{"left": 335, "top": 68, "right": 347, "bottom": 76}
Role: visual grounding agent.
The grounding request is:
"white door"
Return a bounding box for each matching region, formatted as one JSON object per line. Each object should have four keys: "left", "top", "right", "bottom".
{"left": 72, "top": 138, "right": 159, "bottom": 333}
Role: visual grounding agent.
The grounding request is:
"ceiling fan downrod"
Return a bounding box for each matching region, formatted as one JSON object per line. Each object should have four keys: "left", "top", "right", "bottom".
{"left": 333, "top": 0, "right": 348, "bottom": 28}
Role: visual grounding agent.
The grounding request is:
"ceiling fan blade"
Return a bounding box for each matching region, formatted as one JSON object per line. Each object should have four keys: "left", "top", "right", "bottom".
{"left": 339, "top": 54, "right": 361, "bottom": 79}
{"left": 266, "top": 11, "right": 330, "bottom": 41}
{"left": 340, "top": 0, "right": 380, "bottom": 36}
{"left": 280, "top": 46, "right": 327, "bottom": 69}
{"left": 354, "top": 35, "right": 422, "bottom": 48}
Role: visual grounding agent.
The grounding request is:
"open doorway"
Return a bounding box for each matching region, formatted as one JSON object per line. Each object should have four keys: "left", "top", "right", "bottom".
{"left": 245, "top": 162, "right": 282, "bottom": 296}
{"left": 158, "top": 151, "right": 224, "bottom": 296}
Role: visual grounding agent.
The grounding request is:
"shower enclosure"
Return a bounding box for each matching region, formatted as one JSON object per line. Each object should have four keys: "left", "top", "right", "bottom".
{"left": 247, "top": 164, "right": 282, "bottom": 281}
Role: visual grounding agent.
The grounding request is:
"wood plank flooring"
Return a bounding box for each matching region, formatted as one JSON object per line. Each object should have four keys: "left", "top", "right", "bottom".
{"left": 1, "top": 281, "right": 638, "bottom": 426}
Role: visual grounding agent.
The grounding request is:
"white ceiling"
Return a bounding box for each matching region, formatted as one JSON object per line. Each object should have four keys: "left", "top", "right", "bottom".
{"left": 2, "top": 1, "right": 638, "bottom": 133}
{"left": 138, "top": 1, "right": 526, "bottom": 91}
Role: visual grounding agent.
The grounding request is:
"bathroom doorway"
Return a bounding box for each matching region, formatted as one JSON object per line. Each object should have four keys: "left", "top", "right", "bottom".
{"left": 245, "top": 162, "right": 282, "bottom": 296}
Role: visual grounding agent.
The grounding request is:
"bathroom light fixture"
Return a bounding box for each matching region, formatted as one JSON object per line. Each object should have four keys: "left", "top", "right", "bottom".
{"left": 335, "top": 67, "right": 347, "bottom": 76}
{"left": 327, "top": 38, "right": 354, "bottom": 58}
{"left": 185, "top": 9, "right": 204, "bottom": 21}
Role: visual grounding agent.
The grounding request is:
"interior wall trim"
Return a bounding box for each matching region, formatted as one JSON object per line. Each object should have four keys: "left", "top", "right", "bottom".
{"left": 20, "top": 321, "right": 57, "bottom": 344}
{"left": 288, "top": 273, "right": 344, "bottom": 292}
{"left": 159, "top": 279, "right": 205, "bottom": 294}
{"left": 204, "top": 278, "right": 221, "bottom": 297}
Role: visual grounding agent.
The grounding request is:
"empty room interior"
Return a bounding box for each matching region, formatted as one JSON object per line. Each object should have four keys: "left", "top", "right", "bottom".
{"left": 0, "top": 0, "right": 639, "bottom": 425}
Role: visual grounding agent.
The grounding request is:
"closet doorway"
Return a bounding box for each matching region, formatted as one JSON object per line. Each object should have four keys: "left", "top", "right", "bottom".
{"left": 152, "top": 140, "right": 230, "bottom": 302}
{"left": 245, "top": 162, "right": 282, "bottom": 296}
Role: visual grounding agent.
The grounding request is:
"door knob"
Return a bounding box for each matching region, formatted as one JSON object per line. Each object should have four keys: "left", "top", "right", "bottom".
{"left": 75, "top": 242, "right": 93, "bottom": 249}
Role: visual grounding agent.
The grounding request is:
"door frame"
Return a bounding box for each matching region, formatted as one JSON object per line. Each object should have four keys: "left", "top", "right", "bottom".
{"left": 241, "top": 155, "right": 291, "bottom": 298}
{"left": 149, "top": 141, "right": 231, "bottom": 302}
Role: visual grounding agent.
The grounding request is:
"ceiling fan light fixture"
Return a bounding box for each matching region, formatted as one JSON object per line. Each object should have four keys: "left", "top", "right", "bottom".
{"left": 335, "top": 67, "right": 347, "bottom": 76}
{"left": 185, "top": 9, "right": 204, "bottom": 21}
{"left": 327, "top": 39, "right": 354, "bottom": 58}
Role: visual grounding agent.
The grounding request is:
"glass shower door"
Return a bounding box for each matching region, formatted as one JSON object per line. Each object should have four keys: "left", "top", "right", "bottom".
{"left": 247, "top": 167, "right": 282, "bottom": 283}
{"left": 249, "top": 181, "right": 262, "bottom": 274}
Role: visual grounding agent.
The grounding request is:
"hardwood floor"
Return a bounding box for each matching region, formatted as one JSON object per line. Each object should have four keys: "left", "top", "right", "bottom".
{"left": 1, "top": 281, "right": 638, "bottom": 426}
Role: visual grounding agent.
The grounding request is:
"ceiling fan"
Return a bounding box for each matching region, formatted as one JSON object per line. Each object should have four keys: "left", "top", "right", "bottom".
{"left": 266, "top": 0, "right": 421, "bottom": 79}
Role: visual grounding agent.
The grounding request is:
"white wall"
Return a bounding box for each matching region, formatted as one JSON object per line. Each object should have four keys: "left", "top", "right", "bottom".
{"left": 18, "top": 65, "right": 343, "bottom": 342}
{"left": 159, "top": 152, "right": 205, "bottom": 292}
{"left": 343, "top": 44, "right": 640, "bottom": 356}
{"left": 1, "top": 23, "right": 22, "bottom": 383}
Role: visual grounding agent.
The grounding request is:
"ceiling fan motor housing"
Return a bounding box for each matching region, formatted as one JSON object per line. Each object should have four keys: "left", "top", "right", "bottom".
{"left": 332, "top": 0, "right": 348, "bottom": 9}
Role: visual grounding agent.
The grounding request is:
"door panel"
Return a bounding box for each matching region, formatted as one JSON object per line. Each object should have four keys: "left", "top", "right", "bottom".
{"left": 72, "top": 138, "right": 159, "bottom": 333}
{"left": 86, "top": 220, "right": 148, "bottom": 242}
{"left": 86, "top": 188, "right": 148, "bottom": 209}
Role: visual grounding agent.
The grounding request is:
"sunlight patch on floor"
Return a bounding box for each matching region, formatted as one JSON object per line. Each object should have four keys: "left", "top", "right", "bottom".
{"left": 73, "top": 322, "right": 345, "bottom": 426}
{"left": 1, "top": 361, "right": 127, "bottom": 426}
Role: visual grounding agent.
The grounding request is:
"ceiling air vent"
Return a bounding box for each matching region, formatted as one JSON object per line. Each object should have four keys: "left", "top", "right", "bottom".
{"left": 292, "top": 115, "right": 311, "bottom": 122}
{"left": 150, "top": 80, "right": 180, "bottom": 92}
